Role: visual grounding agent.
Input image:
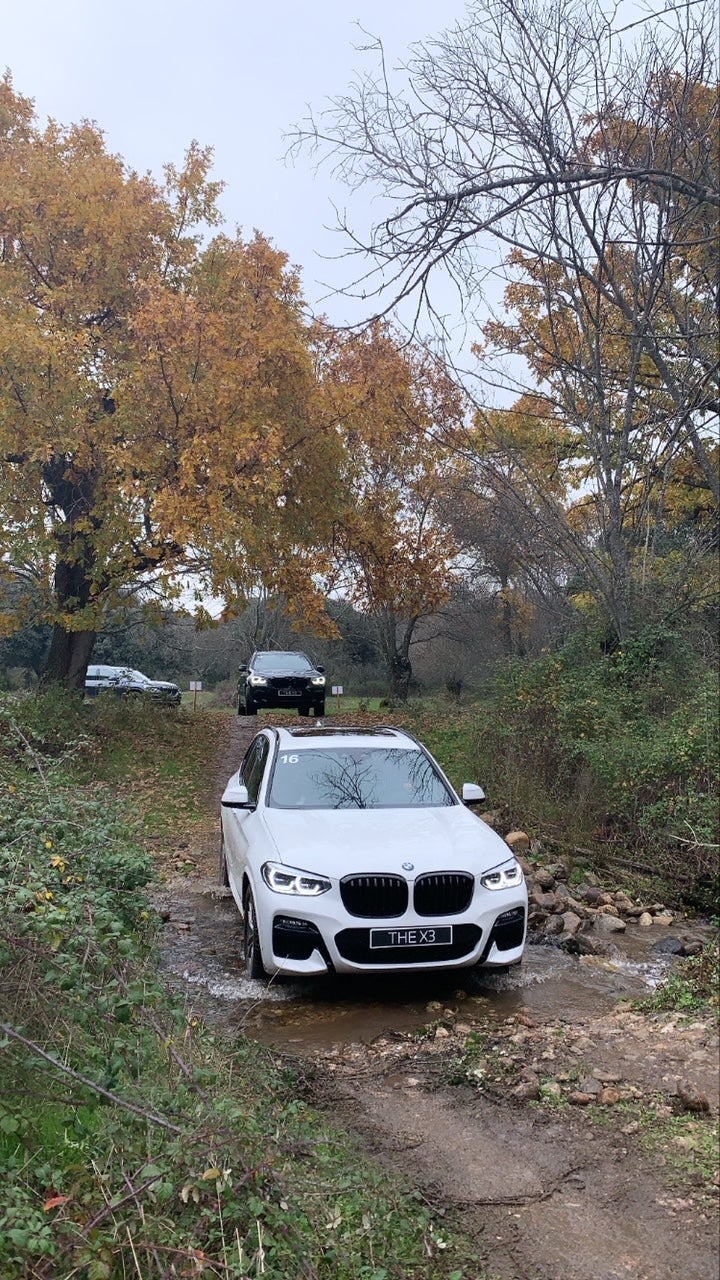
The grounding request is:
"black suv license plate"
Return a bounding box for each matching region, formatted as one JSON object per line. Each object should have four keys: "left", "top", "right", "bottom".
{"left": 370, "top": 925, "right": 453, "bottom": 949}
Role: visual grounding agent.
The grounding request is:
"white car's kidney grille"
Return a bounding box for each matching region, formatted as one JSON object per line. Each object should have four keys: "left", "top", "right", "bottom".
{"left": 340, "top": 874, "right": 408, "bottom": 918}
{"left": 414, "top": 872, "right": 474, "bottom": 916}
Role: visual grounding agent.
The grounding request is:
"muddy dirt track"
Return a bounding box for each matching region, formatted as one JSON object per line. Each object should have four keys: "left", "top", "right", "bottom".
{"left": 157, "top": 714, "right": 719, "bottom": 1280}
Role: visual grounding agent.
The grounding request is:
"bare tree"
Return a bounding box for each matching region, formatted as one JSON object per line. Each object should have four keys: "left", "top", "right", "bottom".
{"left": 295, "top": 0, "right": 719, "bottom": 641}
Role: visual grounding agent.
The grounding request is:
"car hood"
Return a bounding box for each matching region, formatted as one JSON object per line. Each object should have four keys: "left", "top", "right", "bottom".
{"left": 146, "top": 680, "right": 179, "bottom": 691}
{"left": 261, "top": 805, "right": 515, "bottom": 877}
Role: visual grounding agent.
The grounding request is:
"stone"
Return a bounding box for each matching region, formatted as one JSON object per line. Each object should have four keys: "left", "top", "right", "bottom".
{"left": 505, "top": 830, "right": 531, "bottom": 852}
{"left": 480, "top": 810, "right": 503, "bottom": 829}
{"left": 546, "top": 860, "right": 570, "bottom": 881}
{"left": 569, "top": 1091, "right": 593, "bottom": 1105}
{"left": 530, "top": 888, "right": 558, "bottom": 911}
{"left": 676, "top": 1081, "right": 711, "bottom": 1113}
{"left": 582, "top": 886, "right": 604, "bottom": 904}
{"left": 560, "top": 911, "right": 583, "bottom": 936}
{"left": 599, "top": 1087, "right": 621, "bottom": 1105}
{"left": 513, "top": 1073, "right": 541, "bottom": 1101}
{"left": 593, "top": 913, "right": 627, "bottom": 933}
{"left": 651, "top": 936, "right": 687, "bottom": 956}
{"left": 579, "top": 1076, "right": 603, "bottom": 1094}
{"left": 573, "top": 935, "right": 621, "bottom": 957}
{"left": 543, "top": 1079, "right": 563, "bottom": 1099}
{"left": 653, "top": 913, "right": 675, "bottom": 926}
{"left": 545, "top": 914, "right": 565, "bottom": 936}
{"left": 638, "top": 912, "right": 654, "bottom": 926}
{"left": 534, "top": 868, "right": 556, "bottom": 891}
{"left": 613, "top": 892, "right": 635, "bottom": 913}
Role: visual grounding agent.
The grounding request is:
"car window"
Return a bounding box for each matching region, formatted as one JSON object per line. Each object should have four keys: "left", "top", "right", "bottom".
{"left": 268, "top": 748, "right": 455, "bottom": 810}
{"left": 253, "top": 653, "right": 312, "bottom": 673}
{"left": 242, "top": 737, "right": 270, "bottom": 805}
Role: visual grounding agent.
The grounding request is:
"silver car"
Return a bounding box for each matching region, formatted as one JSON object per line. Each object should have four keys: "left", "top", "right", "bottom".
{"left": 85, "top": 664, "right": 181, "bottom": 706}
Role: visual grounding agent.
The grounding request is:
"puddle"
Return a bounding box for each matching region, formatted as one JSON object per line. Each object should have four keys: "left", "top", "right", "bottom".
{"left": 157, "top": 879, "right": 710, "bottom": 1053}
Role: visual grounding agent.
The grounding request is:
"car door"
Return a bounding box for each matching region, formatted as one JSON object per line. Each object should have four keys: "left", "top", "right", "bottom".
{"left": 223, "top": 735, "right": 271, "bottom": 890}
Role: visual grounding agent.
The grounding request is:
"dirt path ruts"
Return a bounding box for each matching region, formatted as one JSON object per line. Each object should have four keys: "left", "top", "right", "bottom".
{"left": 165, "top": 713, "right": 720, "bottom": 1280}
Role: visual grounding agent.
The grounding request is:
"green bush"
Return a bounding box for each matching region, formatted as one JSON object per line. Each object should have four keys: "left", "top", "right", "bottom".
{"left": 471, "top": 632, "right": 719, "bottom": 906}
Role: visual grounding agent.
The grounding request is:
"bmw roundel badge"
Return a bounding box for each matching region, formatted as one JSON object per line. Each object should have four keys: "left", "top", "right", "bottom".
{"left": 402, "top": 862, "right": 414, "bottom": 871}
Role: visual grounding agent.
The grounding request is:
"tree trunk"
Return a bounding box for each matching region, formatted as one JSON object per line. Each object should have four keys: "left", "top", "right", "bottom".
{"left": 376, "top": 609, "right": 417, "bottom": 703}
{"left": 40, "top": 457, "right": 100, "bottom": 691}
{"left": 389, "top": 652, "right": 413, "bottom": 703}
{"left": 43, "top": 626, "right": 97, "bottom": 692}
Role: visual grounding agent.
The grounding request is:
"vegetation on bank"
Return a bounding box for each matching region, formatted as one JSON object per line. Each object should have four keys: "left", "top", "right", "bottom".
{"left": 0, "top": 693, "right": 474, "bottom": 1280}
{"left": 401, "top": 632, "right": 719, "bottom": 915}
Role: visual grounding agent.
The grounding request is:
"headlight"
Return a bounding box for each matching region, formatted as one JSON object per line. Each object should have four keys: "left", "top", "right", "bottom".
{"left": 248, "top": 675, "right": 268, "bottom": 686}
{"left": 480, "top": 860, "right": 524, "bottom": 891}
{"left": 261, "top": 862, "right": 331, "bottom": 896}
{"left": 310, "top": 676, "right": 326, "bottom": 686}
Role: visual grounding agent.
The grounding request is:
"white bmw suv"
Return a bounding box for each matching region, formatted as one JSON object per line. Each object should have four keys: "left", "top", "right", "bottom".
{"left": 220, "top": 724, "right": 527, "bottom": 979}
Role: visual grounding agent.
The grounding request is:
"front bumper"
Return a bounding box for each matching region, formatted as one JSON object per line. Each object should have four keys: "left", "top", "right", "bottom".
{"left": 255, "top": 887, "right": 527, "bottom": 976}
{"left": 247, "top": 682, "right": 321, "bottom": 708}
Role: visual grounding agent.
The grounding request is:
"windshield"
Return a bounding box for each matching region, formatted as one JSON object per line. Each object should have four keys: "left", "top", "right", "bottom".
{"left": 253, "top": 653, "right": 312, "bottom": 673}
{"left": 122, "top": 669, "right": 150, "bottom": 683}
{"left": 268, "top": 748, "right": 455, "bottom": 809}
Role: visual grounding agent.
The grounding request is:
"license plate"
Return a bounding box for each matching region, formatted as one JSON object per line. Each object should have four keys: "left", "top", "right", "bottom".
{"left": 278, "top": 687, "right": 296, "bottom": 696}
{"left": 370, "top": 925, "right": 453, "bottom": 949}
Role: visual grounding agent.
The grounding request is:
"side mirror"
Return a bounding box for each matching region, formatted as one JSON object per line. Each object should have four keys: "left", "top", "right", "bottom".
{"left": 316, "top": 664, "right": 325, "bottom": 673}
{"left": 238, "top": 664, "right": 247, "bottom": 673}
{"left": 462, "top": 783, "right": 486, "bottom": 806}
{"left": 221, "top": 782, "right": 251, "bottom": 809}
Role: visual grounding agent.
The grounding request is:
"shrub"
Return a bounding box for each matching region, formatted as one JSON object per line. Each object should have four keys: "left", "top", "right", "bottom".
{"left": 472, "top": 633, "right": 719, "bottom": 906}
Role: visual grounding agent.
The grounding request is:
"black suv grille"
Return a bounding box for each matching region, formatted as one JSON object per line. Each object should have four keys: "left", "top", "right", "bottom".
{"left": 340, "top": 875, "right": 408, "bottom": 918}
{"left": 269, "top": 677, "right": 307, "bottom": 693}
{"left": 414, "top": 872, "right": 474, "bottom": 916}
{"left": 335, "top": 924, "right": 482, "bottom": 965}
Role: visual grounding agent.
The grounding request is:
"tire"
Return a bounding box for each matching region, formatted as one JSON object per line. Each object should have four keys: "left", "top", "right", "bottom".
{"left": 243, "top": 886, "right": 267, "bottom": 979}
{"left": 217, "top": 824, "right": 228, "bottom": 885}
{"left": 298, "top": 702, "right": 311, "bottom": 717}
{"left": 314, "top": 700, "right": 325, "bottom": 717}
{"left": 218, "top": 832, "right": 229, "bottom": 888}
{"left": 244, "top": 694, "right": 257, "bottom": 716}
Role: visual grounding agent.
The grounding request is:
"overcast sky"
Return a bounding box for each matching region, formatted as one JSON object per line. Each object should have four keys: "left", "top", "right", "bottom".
{"left": 3, "top": 0, "right": 469, "bottom": 325}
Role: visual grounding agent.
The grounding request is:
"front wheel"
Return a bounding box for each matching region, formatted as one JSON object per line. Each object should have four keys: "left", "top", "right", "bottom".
{"left": 243, "top": 886, "right": 267, "bottom": 979}
{"left": 314, "top": 700, "right": 325, "bottom": 717}
{"left": 298, "top": 702, "right": 311, "bottom": 717}
{"left": 243, "top": 694, "right": 257, "bottom": 716}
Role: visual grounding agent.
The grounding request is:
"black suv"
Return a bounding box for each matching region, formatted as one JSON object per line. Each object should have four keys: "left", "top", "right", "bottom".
{"left": 237, "top": 651, "right": 326, "bottom": 717}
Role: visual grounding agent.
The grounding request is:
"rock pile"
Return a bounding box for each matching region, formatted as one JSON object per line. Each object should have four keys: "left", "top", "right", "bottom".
{"left": 499, "top": 829, "right": 707, "bottom": 958}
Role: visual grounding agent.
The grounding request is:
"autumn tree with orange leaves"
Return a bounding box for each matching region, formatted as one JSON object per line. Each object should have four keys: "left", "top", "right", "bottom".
{"left": 319, "top": 322, "right": 465, "bottom": 700}
{"left": 0, "top": 77, "right": 340, "bottom": 688}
